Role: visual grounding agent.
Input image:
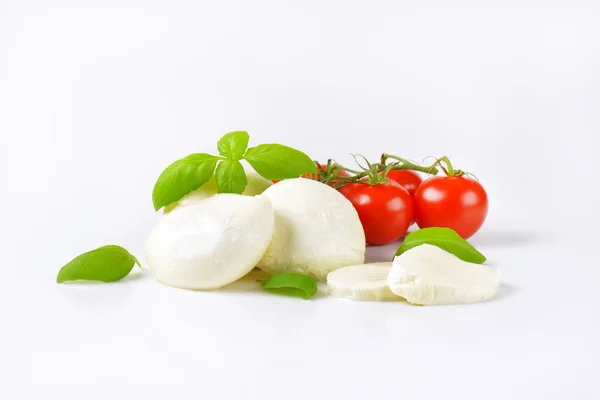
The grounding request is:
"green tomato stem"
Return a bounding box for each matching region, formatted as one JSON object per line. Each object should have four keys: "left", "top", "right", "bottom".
{"left": 435, "top": 156, "right": 465, "bottom": 177}
{"left": 316, "top": 153, "right": 441, "bottom": 188}
{"left": 381, "top": 153, "right": 439, "bottom": 175}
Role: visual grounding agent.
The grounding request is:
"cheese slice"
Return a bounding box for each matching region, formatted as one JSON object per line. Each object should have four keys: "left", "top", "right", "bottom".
{"left": 327, "top": 262, "right": 399, "bottom": 301}
{"left": 387, "top": 244, "right": 500, "bottom": 305}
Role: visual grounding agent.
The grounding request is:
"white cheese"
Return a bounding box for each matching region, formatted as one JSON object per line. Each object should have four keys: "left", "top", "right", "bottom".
{"left": 146, "top": 194, "right": 274, "bottom": 290}
{"left": 387, "top": 244, "right": 500, "bottom": 305}
{"left": 164, "top": 170, "right": 272, "bottom": 213}
{"left": 327, "top": 262, "right": 399, "bottom": 301}
{"left": 257, "top": 178, "right": 365, "bottom": 281}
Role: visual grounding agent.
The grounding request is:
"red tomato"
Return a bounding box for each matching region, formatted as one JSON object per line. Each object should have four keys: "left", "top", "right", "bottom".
{"left": 272, "top": 164, "right": 349, "bottom": 184}
{"left": 339, "top": 180, "right": 414, "bottom": 245}
{"left": 386, "top": 170, "right": 422, "bottom": 198}
{"left": 414, "top": 176, "right": 488, "bottom": 239}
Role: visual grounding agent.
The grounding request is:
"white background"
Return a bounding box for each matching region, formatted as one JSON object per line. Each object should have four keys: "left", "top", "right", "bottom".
{"left": 1, "top": 1, "right": 599, "bottom": 399}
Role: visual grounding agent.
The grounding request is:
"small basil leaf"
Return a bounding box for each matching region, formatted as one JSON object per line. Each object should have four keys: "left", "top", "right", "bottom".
{"left": 152, "top": 153, "right": 218, "bottom": 211}
{"left": 396, "top": 227, "right": 486, "bottom": 264}
{"left": 56, "top": 245, "right": 140, "bottom": 283}
{"left": 243, "top": 144, "right": 315, "bottom": 181}
{"left": 260, "top": 273, "right": 318, "bottom": 299}
{"left": 217, "top": 131, "right": 250, "bottom": 160}
{"left": 215, "top": 159, "right": 248, "bottom": 194}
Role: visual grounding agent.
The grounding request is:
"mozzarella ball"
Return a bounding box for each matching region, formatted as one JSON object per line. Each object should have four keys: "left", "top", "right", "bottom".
{"left": 146, "top": 194, "right": 274, "bottom": 289}
{"left": 257, "top": 178, "right": 365, "bottom": 281}
{"left": 164, "top": 170, "right": 272, "bottom": 213}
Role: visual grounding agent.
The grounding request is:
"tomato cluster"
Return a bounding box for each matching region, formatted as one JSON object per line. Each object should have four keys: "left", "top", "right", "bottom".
{"left": 339, "top": 169, "right": 488, "bottom": 245}
{"left": 276, "top": 157, "right": 488, "bottom": 246}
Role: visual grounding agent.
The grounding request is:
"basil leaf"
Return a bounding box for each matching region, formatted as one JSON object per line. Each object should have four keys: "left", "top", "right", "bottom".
{"left": 396, "top": 227, "right": 486, "bottom": 264}
{"left": 217, "top": 130, "right": 249, "bottom": 160}
{"left": 243, "top": 144, "right": 315, "bottom": 181}
{"left": 260, "top": 273, "right": 318, "bottom": 299}
{"left": 56, "top": 245, "right": 140, "bottom": 283}
{"left": 215, "top": 159, "right": 247, "bottom": 194}
{"left": 152, "top": 153, "right": 218, "bottom": 211}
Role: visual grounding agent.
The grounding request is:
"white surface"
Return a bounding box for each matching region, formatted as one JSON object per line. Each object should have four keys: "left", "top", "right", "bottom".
{"left": 1, "top": 1, "right": 599, "bottom": 399}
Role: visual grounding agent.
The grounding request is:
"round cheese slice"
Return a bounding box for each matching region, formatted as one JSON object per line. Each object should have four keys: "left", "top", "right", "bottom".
{"left": 387, "top": 244, "right": 500, "bottom": 305}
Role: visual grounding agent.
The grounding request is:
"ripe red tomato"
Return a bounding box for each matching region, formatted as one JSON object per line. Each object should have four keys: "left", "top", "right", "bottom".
{"left": 414, "top": 176, "right": 488, "bottom": 239}
{"left": 340, "top": 180, "right": 414, "bottom": 245}
{"left": 385, "top": 170, "right": 422, "bottom": 198}
{"left": 272, "top": 164, "right": 349, "bottom": 184}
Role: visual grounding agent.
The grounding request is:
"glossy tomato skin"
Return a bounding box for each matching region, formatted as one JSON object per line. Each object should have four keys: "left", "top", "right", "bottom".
{"left": 386, "top": 170, "right": 422, "bottom": 198}
{"left": 414, "top": 176, "right": 488, "bottom": 239}
{"left": 272, "top": 164, "right": 349, "bottom": 184}
{"left": 340, "top": 180, "right": 414, "bottom": 246}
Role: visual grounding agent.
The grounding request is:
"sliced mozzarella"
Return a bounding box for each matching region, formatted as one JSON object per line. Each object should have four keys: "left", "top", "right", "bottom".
{"left": 146, "top": 194, "right": 274, "bottom": 290}
{"left": 327, "top": 262, "right": 400, "bottom": 301}
{"left": 164, "top": 170, "right": 272, "bottom": 213}
{"left": 257, "top": 178, "right": 365, "bottom": 281}
{"left": 387, "top": 244, "right": 500, "bottom": 305}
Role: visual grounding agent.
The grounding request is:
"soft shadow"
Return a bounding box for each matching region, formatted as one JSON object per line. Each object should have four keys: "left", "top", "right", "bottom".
{"left": 495, "top": 283, "right": 519, "bottom": 301}
{"left": 56, "top": 272, "right": 149, "bottom": 310}
{"left": 120, "top": 267, "right": 149, "bottom": 282}
{"left": 364, "top": 229, "right": 551, "bottom": 262}
{"left": 218, "top": 269, "right": 329, "bottom": 299}
{"left": 470, "top": 229, "right": 551, "bottom": 247}
{"left": 364, "top": 241, "right": 401, "bottom": 263}
{"left": 57, "top": 267, "right": 149, "bottom": 285}
{"left": 217, "top": 269, "right": 269, "bottom": 294}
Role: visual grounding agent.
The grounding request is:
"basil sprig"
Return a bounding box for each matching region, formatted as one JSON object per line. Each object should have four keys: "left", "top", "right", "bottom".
{"left": 152, "top": 131, "right": 314, "bottom": 211}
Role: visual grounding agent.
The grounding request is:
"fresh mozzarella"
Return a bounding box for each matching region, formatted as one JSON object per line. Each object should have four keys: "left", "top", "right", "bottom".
{"left": 164, "top": 170, "right": 272, "bottom": 213}
{"left": 327, "top": 262, "right": 399, "bottom": 301}
{"left": 387, "top": 244, "right": 500, "bottom": 305}
{"left": 257, "top": 178, "right": 365, "bottom": 281}
{"left": 146, "top": 194, "right": 274, "bottom": 290}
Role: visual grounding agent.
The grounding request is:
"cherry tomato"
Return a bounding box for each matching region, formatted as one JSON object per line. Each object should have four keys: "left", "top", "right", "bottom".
{"left": 339, "top": 180, "right": 414, "bottom": 245}
{"left": 385, "top": 170, "right": 422, "bottom": 198}
{"left": 414, "top": 176, "right": 488, "bottom": 239}
{"left": 272, "top": 164, "right": 349, "bottom": 184}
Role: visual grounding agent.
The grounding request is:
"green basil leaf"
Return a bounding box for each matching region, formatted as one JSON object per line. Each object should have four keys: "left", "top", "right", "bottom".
{"left": 215, "top": 159, "right": 247, "bottom": 194}
{"left": 243, "top": 144, "right": 315, "bottom": 181}
{"left": 217, "top": 131, "right": 250, "bottom": 160}
{"left": 152, "top": 153, "right": 218, "bottom": 211}
{"left": 56, "top": 245, "right": 140, "bottom": 283}
{"left": 396, "top": 227, "right": 486, "bottom": 264}
{"left": 260, "top": 273, "right": 318, "bottom": 299}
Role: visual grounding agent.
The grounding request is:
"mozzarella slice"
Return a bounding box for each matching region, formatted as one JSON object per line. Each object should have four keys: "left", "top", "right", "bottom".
{"left": 164, "top": 170, "right": 272, "bottom": 213}
{"left": 146, "top": 194, "right": 274, "bottom": 290}
{"left": 327, "top": 262, "right": 400, "bottom": 301}
{"left": 387, "top": 244, "right": 500, "bottom": 305}
{"left": 257, "top": 178, "right": 366, "bottom": 281}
